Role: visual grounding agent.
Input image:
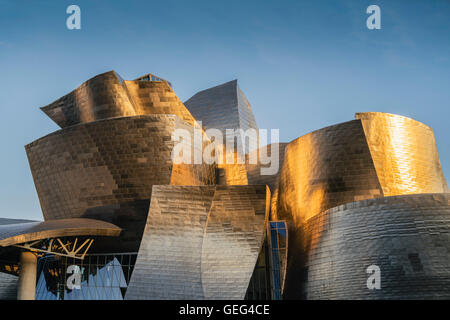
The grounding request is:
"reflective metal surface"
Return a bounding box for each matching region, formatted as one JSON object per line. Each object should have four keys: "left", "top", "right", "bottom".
{"left": 201, "top": 185, "right": 269, "bottom": 300}
{"left": 36, "top": 253, "right": 137, "bottom": 300}
{"left": 0, "top": 272, "right": 17, "bottom": 300}
{"left": 0, "top": 218, "right": 121, "bottom": 247}
{"left": 41, "top": 71, "right": 136, "bottom": 128}
{"left": 275, "top": 119, "right": 384, "bottom": 225}
{"left": 296, "top": 193, "right": 450, "bottom": 299}
{"left": 184, "top": 80, "right": 259, "bottom": 153}
{"left": 274, "top": 112, "right": 450, "bottom": 299}
{"left": 28, "top": 71, "right": 216, "bottom": 252}
{"left": 41, "top": 71, "right": 198, "bottom": 129}
{"left": 246, "top": 143, "right": 288, "bottom": 192}
{"left": 12, "top": 66, "right": 450, "bottom": 301}
{"left": 123, "top": 80, "right": 198, "bottom": 127}
{"left": 26, "top": 115, "right": 215, "bottom": 251}
{"left": 356, "top": 112, "right": 449, "bottom": 195}
{"left": 125, "top": 185, "right": 269, "bottom": 300}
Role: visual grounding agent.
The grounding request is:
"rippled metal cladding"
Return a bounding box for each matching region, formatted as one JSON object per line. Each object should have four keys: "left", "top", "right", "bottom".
{"left": 8, "top": 67, "right": 450, "bottom": 300}
{"left": 273, "top": 112, "right": 450, "bottom": 299}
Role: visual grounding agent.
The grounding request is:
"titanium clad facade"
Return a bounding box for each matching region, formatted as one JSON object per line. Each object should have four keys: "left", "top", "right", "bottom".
{"left": 4, "top": 66, "right": 450, "bottom": 300}
{"left": 124, "top": 186, "right": 214, "bottom": 300}
{"left": 356, "top": 112, "right": 449, "bottom": 195}
{"left": 0, "top": 218, "right": 121, "bottom": 247}
{"left": 123, "top": 80, "right": 198, "bottom": 127}
{"left": 125, "top": 185, "right": 270, "bottom": 300}
{"left": 296, "top": 194, "right": 450, "bottom": 300}
{"left": 275, "top": 119, "right": 384, "bottom": 226}
{"left": 274, "top": 113, "right": 450, "bottom": 300}
{"left": 41, "top": 71, "right": 136, "bottom": 128}
{"left": 26, "top": 115, "right": 215, "bottom": 251}
{"left": 0, "top": 272, "right": 17, "bottom": 300}
{"left": 41, "top": 71, "right": 199, "bottom": 129}
{"left": 184, "top": 80, "right": 259, "bottom": 153}
{"left": 246, "top": 143, "right": 289, "bottom": 192}
{"left": 201, "top": 185, "right": 270, "bottom": 300}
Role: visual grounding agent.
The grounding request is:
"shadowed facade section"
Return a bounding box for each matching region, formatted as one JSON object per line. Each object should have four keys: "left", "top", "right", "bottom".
{"left": 296, "top": 194, "right": 450, "bottom": 299}
{"left": 125, "top": 185, "right": 269, "bottom": 300}
{"left": 275, "top": 119, "right": 384, "bottom": 227}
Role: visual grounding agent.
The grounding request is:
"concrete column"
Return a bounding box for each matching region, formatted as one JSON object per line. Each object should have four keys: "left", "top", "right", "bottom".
{"left": 17, "top": 251, "right": 37, "bottom": 300}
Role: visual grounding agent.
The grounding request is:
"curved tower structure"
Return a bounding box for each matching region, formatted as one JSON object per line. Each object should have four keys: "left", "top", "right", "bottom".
{"left": 274, "top": 112, "right": 450, "bottom": 299}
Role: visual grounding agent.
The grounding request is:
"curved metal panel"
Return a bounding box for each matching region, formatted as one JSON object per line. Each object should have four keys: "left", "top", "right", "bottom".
{"left": 275, "top": 120, "right": 384, "bottom": 226}
{"left": 125, "top": 186, "right": 215, "bottom": 300}
{"left": 290, "top": 193, "right": 450, "bottom": 299}
{"left": 201, "top": 185, "right": 270, "bottom": 299}
{"left": 0, "top": 218, "right": 121, "bottom": 247}
{"left": 184, "top": 80, "right": 259, "bottom": 154}
{"left": 41, "top": 71, "right": 136, "bottom": 128}
{"left": 217, "top": 148, "right": 249, "bottom": 186}
{"left": 246, "top": 143, "right": 288, "bottom": 192}
{"left": 125, "top": 185, "right": 269, "bottom": 300}
{"left": 356, "top": 112, "right": 449, "bottom": 195}
{"left": 26, "top": 115, "right": 215, "bottom": 251}
{"left": 123, "top": 80, "right": 198, "bottom": 127}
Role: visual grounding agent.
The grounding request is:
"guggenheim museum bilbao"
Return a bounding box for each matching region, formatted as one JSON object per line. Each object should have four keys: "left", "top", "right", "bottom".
{"left": 0, "top": 70, "right": 449, "bottom": 300}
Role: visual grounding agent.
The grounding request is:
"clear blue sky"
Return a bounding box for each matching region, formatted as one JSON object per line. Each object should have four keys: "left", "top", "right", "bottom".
{"left": 0, "top": 0, "right": 449, "bottom": 220}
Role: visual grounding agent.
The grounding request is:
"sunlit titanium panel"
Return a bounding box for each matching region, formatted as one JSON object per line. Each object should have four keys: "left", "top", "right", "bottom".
{"left": 275, "top": 119, "right": 384, "bottom": 226}
{"left": 125, "top": 185, "right": 269, "bottom": 300}
{"left": 268, "top": 221, "right": 288, "bottom": 300}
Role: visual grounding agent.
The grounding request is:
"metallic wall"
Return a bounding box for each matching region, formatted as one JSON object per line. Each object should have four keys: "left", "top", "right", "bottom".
{"left": 26, "top": 115, "right": 215, "bottom": 251}
{"left": 125, "top": 185, "right": 269, "bottom": 300}
{"left": 123, "top": 80, "right": 198, "bottom": 127}
{"left": 41, "top": 71, "right": 136, "bottom": 128}
{"left": 184, "top": 80, "right": 259, "bottom": 154}
{"left": 0, "top": 272, "right": 17, "bottom": 300}
{"left": 274, "top": 113, "right": 450, "bottom": 299}
{"left": 246, "top": 143, "right": 288, "bottom": 192}
{"left": 356, "top": 112, "right": 449, "bottom": 195}
{"left": 275, "top": 119, "right": 384, "bottom": 226}
{"left": 41, "top": 71, "right": 199, "bottom": 129}
{"left": 274, "top": 113, "right": 449, "bottom": 227}
{"left": 216, "top": 148, "right": 249, "bottom": 186}
{"left": 293, "top": 193, "right": 450, "bottom": 299}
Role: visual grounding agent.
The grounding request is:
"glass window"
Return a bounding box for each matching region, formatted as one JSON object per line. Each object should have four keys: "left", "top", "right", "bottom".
{"left": 36, "top": 253, "right": 138, "bottom": 300}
